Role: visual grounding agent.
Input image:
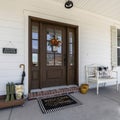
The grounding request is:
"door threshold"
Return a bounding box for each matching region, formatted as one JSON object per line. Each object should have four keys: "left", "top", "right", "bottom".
{"left": 28, "top": 85, "right": 79, "bottom": 100}
{"left": 30, "top": 85, "right": 78, "bottom": 93}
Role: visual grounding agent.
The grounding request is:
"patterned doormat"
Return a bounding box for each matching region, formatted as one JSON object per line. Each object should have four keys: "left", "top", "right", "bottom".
{"left": 37, "top": 94, "right": 82, "bottom": 114}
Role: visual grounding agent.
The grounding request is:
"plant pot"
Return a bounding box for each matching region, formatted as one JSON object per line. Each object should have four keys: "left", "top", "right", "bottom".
{"left": 80, "top": 84, "right": 89, "bottom": 94}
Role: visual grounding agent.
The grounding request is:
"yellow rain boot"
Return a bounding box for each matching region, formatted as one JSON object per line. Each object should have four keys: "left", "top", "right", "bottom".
{"left": 10, "top": 82, "right": 15, "bottom": 101}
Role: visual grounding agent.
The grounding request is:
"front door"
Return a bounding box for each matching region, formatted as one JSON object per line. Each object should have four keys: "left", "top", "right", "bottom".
{"left": 42, "top": 24, "right": 67, "bottom": 87}
{"left": 29, "top": 17, "right": 78, "bottom": 90}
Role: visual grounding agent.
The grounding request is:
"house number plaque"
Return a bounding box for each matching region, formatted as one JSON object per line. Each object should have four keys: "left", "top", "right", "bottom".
{"left": 3, "top": 48, "right": 17, "bottom": 54}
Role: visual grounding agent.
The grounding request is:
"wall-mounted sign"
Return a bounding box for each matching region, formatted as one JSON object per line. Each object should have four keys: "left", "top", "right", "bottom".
{"left": 3, "top": 48, "right": 17, "bottom": 54}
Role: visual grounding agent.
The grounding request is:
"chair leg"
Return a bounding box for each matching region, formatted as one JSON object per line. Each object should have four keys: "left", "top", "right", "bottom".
{"left": 116, "top": 81, "right": 119, "bottom": 91}
{"left": 97, "top": 84, "right": 99, "bottom": 95}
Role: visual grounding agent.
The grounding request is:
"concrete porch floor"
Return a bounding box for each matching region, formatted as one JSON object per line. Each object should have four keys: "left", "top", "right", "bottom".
{"left": 1, "top": 87, "right": 120, "bottom": 120}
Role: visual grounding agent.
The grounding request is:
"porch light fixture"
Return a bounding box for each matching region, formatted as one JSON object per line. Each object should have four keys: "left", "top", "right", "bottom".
{"left": 65, "top": 0, "right": 73, "bottom": 9}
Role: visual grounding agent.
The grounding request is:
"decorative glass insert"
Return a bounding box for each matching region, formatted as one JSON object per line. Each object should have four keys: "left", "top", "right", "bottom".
{"left": 32, "top": 25, "right": 38, "bottom": 39}
{"left": 32, "top": 53, "right": 38, "bottom": 66}
{"left": 47, "top": 28, "right": 54, "bottom": 41}
{"left": 46, "top": 28, "right": 63, "bottom": 66}
{"left": 47, "top": 41, "right": 52, "bottom": 53}
{"left": 69, "top": 32, "right": 73, "bottom": 43}
{"left": 57, "top": 46, "right": 62, "bottom": 54}
{"left": 69, "top": 54, "right": 74, "bottom": 66}
{"left": 69, "top": 44, "right": 73, "bottom": 54}
{"left": 55, "top": 29, "right": 62, "bottom": 41}
{"left": 55, "top": 54, "right": 62, "bottom": 66}
{"left": 68, "top": 31, "right": 74, "bottom": 66}
{"left": 47, "top": 54, "right": 54, "bottom": 66}
{"left": 32, "top": 40, "right": 38, "bottom": 50}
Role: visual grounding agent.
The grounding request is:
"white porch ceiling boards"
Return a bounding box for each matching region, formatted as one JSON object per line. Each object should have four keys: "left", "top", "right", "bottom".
{"left": 52, "top": 0, "right": 120, "bottom": 21}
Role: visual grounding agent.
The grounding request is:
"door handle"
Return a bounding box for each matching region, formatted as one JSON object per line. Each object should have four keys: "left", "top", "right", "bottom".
{"left": 64, "top": 55, "right": 66, "bottom": 66}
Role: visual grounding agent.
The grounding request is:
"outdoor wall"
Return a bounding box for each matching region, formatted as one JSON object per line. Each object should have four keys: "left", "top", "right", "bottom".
{"left": 0, "top": 0, "right": 120, "bottom": 95}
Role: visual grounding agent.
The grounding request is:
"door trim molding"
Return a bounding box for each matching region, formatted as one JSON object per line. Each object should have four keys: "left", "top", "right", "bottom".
{"left": 28, "top": 16, "right": 79, "bottom": 92}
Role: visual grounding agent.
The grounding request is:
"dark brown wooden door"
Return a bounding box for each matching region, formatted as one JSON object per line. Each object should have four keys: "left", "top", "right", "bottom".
{"left": 41, "top": 24, "right": 67, "bottom": 87}
{"left": 29, "top": 17, "right": 78, "bottom": 91}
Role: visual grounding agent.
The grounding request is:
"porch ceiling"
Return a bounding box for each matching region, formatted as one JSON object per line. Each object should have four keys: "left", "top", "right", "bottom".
{"left": 52, "top": 0, "right": 120, "bottom": 22}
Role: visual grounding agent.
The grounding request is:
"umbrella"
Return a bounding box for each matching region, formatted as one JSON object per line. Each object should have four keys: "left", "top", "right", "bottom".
{"left": 19, "top": 64, "right": 25, "bottom": 84}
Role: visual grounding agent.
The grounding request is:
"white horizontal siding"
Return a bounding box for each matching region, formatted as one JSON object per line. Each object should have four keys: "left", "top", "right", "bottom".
{"left": 0, "top": 28, "right": 24, "bottom": 41}
{"left": 0, "top": 63, "right": 24, "bottom": 70}
{"left": 0, "top": 0, "right": 25, "bottom": 95}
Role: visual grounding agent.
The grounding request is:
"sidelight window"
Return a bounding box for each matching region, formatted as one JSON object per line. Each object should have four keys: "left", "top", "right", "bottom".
{"left": 68, "top": 31, "right": 74, "bottom": 66}
{"left": 32, "top": 23, "right": 39, "bottom": 67}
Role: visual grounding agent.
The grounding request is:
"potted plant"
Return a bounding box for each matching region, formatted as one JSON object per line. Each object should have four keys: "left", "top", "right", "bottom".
{"left": 80, "top": 84, "right": 89, "bottom": 94}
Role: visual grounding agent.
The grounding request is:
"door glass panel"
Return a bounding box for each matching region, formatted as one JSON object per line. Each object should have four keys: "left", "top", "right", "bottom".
{"left": 46, "top": 28, "right": 63, "bottom": 66}
{"left": 47, "top": 41, "right": 52, "bottom": 53}
{"left": 55, "top": 54, "right": 62, "bottom": 66}
{"left": 68, "top": 30, "right": 74, "bottom": 66}
{"left": 69, "top": 32, "right": 73, "bottom": 43}
{"left": 32, "top": 40, "right": 38, "bottom": 50}
{"left": 55, "top": 29, "right": 62, "bottom": 66}
{"left": 47, "top": 54, "right": 54, "bottom": 66}
{"left": 55, "top": 29, "right": 62, "bottom": 41}
{"left": 32, "top": 23, "right": 39, "bottom": 67}
{"left": 69, "top": 44, "right": 73, "bottom": 54}
{"left": 47, "top": 28, "right": 54, "bottom": 41}
{"left": 32, "top": 25, "right": 38, "bottom": 39}
{"left": 46, "top": 28, "right": 55, "bottom": 66}
{"left": 69, "top": 55, "right": 74, "bottom": 66}
{"left": 57, "top": 46, "right": 62, "bottom": 54}
{"left": 32, "top": 53, "right": 38, "bottom": 66}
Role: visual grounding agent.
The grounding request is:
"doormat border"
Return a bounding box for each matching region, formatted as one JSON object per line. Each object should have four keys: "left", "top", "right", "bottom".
{"left": 37, "top": 94, "right": 82, "bottom": 114}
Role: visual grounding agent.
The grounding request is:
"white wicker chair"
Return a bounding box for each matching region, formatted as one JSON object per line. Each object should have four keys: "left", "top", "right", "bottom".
{"left": 85, "top": 64, "right": 119, "bottom": 95}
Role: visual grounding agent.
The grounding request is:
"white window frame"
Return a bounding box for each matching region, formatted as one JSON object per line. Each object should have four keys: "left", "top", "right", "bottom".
{"left": 111, "top": 26, "right": 120, "bottom": 67}
{"left": 117, "top": 29, "right": 120, "bottom": 66}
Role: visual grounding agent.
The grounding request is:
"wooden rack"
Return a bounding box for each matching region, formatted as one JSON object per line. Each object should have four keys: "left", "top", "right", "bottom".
{"left": 0, "top": 96, "right": 25, "bottom": 109}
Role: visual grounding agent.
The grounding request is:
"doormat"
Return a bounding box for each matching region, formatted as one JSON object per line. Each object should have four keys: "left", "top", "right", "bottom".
{"left": 37, "top": 94, "right": 82, "bottom": 114}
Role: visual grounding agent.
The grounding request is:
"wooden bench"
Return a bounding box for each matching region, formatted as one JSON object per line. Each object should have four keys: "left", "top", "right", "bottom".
{"left": 85, "top": 64, "right": 119, "bottom": 95}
